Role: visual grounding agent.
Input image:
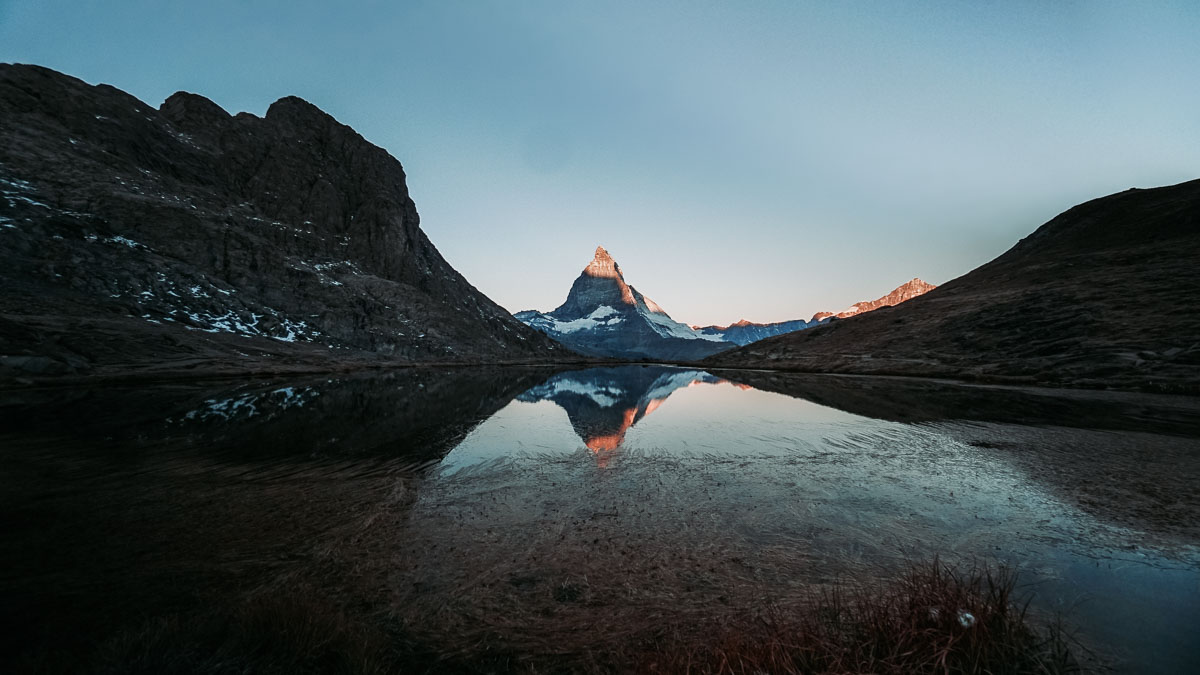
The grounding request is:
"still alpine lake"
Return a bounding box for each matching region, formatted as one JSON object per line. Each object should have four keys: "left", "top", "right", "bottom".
{"left": 2, "top": 365, "right": 1198, "bottom": 673}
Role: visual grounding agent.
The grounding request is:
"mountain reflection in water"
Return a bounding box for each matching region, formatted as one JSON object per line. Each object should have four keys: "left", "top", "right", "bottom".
{"left": 516, "top": 366, "right": 735, "bottom": 463}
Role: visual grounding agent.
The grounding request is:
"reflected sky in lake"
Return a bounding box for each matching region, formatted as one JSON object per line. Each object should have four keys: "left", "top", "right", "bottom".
{"left": 445, "top": 366, "right": 861, "bottom": 469}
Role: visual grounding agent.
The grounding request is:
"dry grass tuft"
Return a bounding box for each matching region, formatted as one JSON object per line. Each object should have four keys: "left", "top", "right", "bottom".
{"left": 632, "top": 558, "right": 1079, "bottom": 675}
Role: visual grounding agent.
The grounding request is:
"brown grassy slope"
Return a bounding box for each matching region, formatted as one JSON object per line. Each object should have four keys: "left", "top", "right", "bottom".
{"left": 705, "top": 179, "right": 1200, "bottom": 392}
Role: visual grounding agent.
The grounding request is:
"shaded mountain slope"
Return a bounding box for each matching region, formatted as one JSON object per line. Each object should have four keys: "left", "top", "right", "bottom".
{"left": 707, "top": 180, "right": 1200, "bottom": 392}
{"left": 0, "top": 64, "right": 564, "bottom": 382}
{"left": 516, "top": 247, "right": 733, "bottom": 361}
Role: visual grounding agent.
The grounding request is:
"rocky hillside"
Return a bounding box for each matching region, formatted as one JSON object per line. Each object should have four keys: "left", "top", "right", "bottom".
{"left": 707, "top": 180, "right": 1200, "bottom": 393}
{"left": 515, "top": 247, "right": 733, "bottom": 361}
{"left": 0, "top": 64, "right": 564, "bottom": 382}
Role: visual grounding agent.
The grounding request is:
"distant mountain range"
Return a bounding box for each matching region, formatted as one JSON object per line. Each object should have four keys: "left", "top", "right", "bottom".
{"left": 691, "top": 318, "right": 820, "bottom": 346}
{"left": 706, "top": 179, "right": 1200, "bottom": 392}
{"left": 692, "top": 278, "right": 937, "bottom": 346}
{"left": 0, "top": 64, "right": 563, "bottom": 380}
{"left": 515, "top": 247, "right": 936, "bottom": 358}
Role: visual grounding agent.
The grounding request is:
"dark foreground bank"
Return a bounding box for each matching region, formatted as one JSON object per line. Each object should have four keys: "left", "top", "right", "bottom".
{"left": 79, "top": 561, "right": 1073, "bottom": 675}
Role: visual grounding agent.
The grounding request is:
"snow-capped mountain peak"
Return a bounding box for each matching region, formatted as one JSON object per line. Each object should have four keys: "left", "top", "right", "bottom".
{"left": 514, "top": 246, "right": 733, "bottom": 361}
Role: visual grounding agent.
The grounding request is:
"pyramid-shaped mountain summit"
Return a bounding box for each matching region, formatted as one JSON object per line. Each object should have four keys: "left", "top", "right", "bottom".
{"left": 515, "top": 247, "right": 735, "bottom": 361}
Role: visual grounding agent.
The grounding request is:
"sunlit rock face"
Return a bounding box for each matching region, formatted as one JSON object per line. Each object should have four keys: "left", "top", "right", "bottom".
{"left": 0, "top": 64, "right": 561, "bottom": 378}
{"left": 515, "top": 247, "right": 734, "bottom": 361}
{"left": 834, "top": 278, "right": 937, "bottom": 318}
{"left": 554, "top": 247, "right": 638, "bottom": 315}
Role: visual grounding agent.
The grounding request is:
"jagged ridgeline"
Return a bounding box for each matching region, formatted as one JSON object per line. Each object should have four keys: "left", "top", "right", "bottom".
{"left": 691, "top": 279, "right": 937, "bottom": 346}
{"left": 516, "top": 245, "right": 939, "bottom": 358}
{"left": 0, "top": 64, "right": 564, "bottom": 378}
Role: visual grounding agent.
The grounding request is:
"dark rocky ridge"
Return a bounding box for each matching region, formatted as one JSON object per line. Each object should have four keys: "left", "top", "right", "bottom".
{"left": 706, "top": 180, "right": 1200, "bottom": 393}
{"left": 0, "top": 64, "right": 565, "bottom": 382}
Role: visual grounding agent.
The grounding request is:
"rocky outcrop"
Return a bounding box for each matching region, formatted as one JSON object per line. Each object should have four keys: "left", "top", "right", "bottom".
{"left": 833, "top": 278, "right": 936, "bottom": 318}
{"left": 706, "top": 180, "right": 1200, "bottom": 393}
{"left": 515, "top": 247, "right": 734, "bottom": 361}
{"left": 0, "top": 64, "right": 565, "bottom": 381}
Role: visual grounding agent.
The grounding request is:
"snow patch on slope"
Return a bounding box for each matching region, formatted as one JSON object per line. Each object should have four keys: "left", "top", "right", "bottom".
{"left": 638, "top": 305, "right": 725, "bottom": 342}
{"left": 539, "top": 304, "right": 625, "bottom": 334}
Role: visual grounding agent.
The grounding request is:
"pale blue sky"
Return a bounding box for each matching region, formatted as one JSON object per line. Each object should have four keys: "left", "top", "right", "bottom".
{"left": 2, "top": 1, "right": 1197, "bottom": 325}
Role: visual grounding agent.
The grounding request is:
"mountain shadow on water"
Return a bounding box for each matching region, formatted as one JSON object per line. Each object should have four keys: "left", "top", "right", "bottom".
{"left": 716, "top": 370, "right": 1200, "bottom": 438}
{"left": 0, "top": 366, "right": 554, "bottom": 466}
{"left": 0, "top": 366, "right": 554, "bottom": 669}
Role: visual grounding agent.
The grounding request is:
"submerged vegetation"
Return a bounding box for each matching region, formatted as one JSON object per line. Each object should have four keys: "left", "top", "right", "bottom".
{"left": 79, "top": 561, "right": 1076, "bottom": 675}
